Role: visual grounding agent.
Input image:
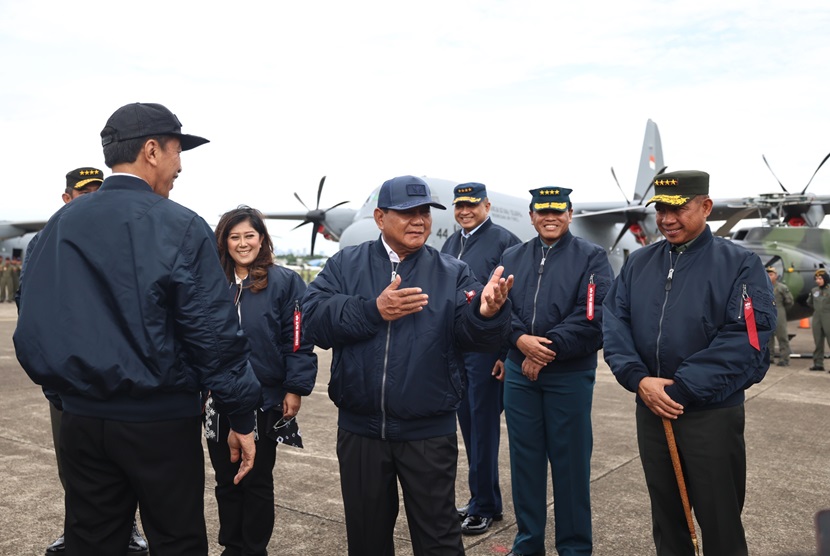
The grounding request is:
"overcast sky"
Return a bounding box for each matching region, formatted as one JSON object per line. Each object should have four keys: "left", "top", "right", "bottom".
{"left": 2, "top": 0, "right": 829, "bottom": 254}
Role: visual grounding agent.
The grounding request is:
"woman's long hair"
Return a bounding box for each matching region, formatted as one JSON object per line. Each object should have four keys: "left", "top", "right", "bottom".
{"left": 215, "top": 206, "right": 275, "bottom": 293}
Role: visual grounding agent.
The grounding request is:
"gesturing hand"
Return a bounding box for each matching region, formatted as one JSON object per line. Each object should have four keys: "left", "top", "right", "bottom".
{"left": 376, "top": 275, "right": 429, "bottom": 321}
{"left": 480, "top": 265, "right": 514, "bottom": 318}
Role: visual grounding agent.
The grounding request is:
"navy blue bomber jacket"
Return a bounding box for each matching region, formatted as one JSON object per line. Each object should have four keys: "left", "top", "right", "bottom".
{"left": 14, "top": 175, "right": 261, "bottom": 433}
{"left": 603, "top": 226, "right": 775, "bottom": 410}
{"left": 301, "top": 237, "right": 513, "bottom": 442}
{"left": 499, "top": 230, "right": 614, "bottom": 373}
{"left": 235, "top": 265, "right": 317, "bottom": 411}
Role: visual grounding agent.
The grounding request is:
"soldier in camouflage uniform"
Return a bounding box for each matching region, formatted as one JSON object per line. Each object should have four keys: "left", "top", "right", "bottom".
{"left": 767, "top": 266, "right": 794, "bottom": 366}
{"left": 807, "top": 268, "right": 830, "bottom": 371}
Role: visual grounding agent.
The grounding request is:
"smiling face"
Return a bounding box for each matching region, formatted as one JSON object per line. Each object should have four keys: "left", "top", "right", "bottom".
{"left": 453, "top": 199, "right": 490, "bottom": 233}
{"left": 374, "top": 205, "right": 432, "bottom": 259}
{"left": 530, "top": 208, "right": 573, "bottom": 245}
{"left": 655, "top": 195, "right": 713, "bottom": 245}
{"left": 226, "top": 219, "right": 263, "bottom": 275}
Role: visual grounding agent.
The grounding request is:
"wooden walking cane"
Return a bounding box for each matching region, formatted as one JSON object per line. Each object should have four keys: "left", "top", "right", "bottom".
{"left": 662, "top": 417, "right": 700, "bottom": 555}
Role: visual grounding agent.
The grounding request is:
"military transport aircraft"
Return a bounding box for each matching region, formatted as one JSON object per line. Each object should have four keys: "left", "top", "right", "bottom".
{"left": 264, "top": 120, "right": 830, "bottom": 321}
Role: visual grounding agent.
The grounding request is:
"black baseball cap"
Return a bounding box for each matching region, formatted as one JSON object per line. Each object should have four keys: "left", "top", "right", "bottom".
{"left": 100, "top": 102, "right": 209, "bottom": 151}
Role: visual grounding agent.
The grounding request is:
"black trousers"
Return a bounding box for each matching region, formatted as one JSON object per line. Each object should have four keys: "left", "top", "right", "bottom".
{"left": 60, "top": 413, "right": 207, "bottom": 556}
{"left": 336, "top": 428, "right": 464, "bottom": 556}
{"left": 637, "top": 404, "right": 748, "bottom": 556}
{"left": 206, "top": 410, "right": 279, "bottom": 556}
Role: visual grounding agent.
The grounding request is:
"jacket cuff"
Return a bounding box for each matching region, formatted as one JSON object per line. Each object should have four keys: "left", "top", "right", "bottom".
{"left": 363, "top": 298, "right": 385, "bottom": 325}
{"left": 227, "top": 411, "right": 256, "bottom": 435}
{"left": 664, "top": 383, "right": 692, "bottom": 408}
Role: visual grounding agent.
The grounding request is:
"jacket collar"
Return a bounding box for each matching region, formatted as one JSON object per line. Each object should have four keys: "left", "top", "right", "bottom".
{"left": 100, "top": 174, "right": 154, "bottom": 194}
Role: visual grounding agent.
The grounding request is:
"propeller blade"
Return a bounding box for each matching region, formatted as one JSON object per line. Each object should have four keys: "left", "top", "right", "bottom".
{"left": 800, "top": 151, "right": 830, "bottom": 195}
{"left": 315, "top": 176, "right": 326, "bottom": 210}
{"left": 294, "top": 192, "right": 310, "bottom": 211}
{"left": 324, "top": 200, "right": 350, "bottom": 212}
{"left": 636, "top": 166, "right": 667, "bottom": 206}
{"left": 292, "top": 220, "right": 312, "bottom": 231}
{"left": 310, "top": 225, "right": 318, "bottom": 257}
{"left": 762, "top": 155, "right": 789, "bottom": 193}
{"left": 610, "top": 167, "right": 631, "bottom": 205}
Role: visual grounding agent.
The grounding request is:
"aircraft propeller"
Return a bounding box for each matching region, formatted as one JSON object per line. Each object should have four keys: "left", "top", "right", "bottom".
{"left": 290, "top": 176, "right": 349, "bottom": 256}
{"left": 607, "top": 165, "right": 667, "bottom": 252}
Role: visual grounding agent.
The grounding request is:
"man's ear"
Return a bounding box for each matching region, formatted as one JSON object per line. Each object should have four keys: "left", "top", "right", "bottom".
{"left": 143, "top": 138, "right": 161, "bottom": 167}
{"left": 374, "top": 208, "right": 385, "bottom": 231}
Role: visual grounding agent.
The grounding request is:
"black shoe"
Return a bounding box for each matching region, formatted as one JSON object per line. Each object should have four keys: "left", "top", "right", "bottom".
{"left": 810, "top": 365, "right": 826, "bottom": 371}
{"left": 45, "top": 534, "right": 65, "bottom": 553}
{"left": 461, "top": 515, "right": 496, "bottom": 535}
{"left": 128, "top": 521, "right": 148, "bottom": 553}
{"left": 456, "top": 504, "right": 469, "bottom": 520}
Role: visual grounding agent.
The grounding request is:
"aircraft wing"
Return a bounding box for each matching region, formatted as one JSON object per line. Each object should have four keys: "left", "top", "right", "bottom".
{"left": 0, "top": 221, "right": 47, "bottom": 240}
{"left": 572, "top": 203, "right": 650, "bottom": 224}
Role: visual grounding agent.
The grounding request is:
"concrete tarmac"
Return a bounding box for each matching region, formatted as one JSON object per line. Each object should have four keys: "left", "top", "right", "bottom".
{"left": 1, "top": 301, "right": 828, "bottom": 555}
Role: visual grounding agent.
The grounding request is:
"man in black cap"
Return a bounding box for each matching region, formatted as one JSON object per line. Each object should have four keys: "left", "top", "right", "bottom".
{"left": 604, "top": 170, "right": 776, "bottom": 555}
{"left": 302, "top": 175, "right": 514, "bottom": 556}
{"left": 14, "top": 103, "right": 261, "bottom": 556}
{"left": 498, "top": 186, "right": 613, "bottom": 556}
{"left": 441, "top": 182, "right": 520, "bottom": 535}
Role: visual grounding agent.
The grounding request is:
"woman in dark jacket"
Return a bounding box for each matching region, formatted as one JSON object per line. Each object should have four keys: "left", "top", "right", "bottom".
{"left": 205, "top": 206, "right": 318, "bottom": 555}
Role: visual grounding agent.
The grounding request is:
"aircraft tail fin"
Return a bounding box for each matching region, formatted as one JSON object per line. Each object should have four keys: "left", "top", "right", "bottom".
{"left": 632, "top": 119, "right": 664, "bottom": 203}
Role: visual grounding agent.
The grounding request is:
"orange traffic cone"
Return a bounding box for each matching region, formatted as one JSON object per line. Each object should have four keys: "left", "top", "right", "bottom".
{"left": 800, "top": 318, "right": 810, "bottom": 329}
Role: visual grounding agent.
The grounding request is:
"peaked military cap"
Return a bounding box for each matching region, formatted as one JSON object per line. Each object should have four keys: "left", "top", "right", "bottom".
{"left": 66, "top": 167, "right": 104, "bottom": 190}
{"left": 529, "top": 187, "right": 572, "bottom": 212}
{"left": 377, "top": 175, "right": 446, "bottom": 211}
{"left": 765, "top": 266, "right": 777, "bottom": 273}
{"left": 452, "top": 182, "right": 487, "bottom": 205}
{"left": 646, "top": 170, "right": 709, "bottom": 206}
{"left": 816, "top": 268, "right": 828, "bottom": 278}
{"left": 100, "top": 102, "right": 209, "bottom": 151}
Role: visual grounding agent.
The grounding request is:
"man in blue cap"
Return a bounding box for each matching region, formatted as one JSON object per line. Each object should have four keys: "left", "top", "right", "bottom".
{"left": 302, "top": 175, "right": 515, "bottom": 556}
{"left": 441, "top": 182, "right": 520, "bottom": 535}
{"left": 499, "top": 186, "right": 613, "bottom": 556}
{"left": 604, "top": 170, "right": 775, "bottom": 555}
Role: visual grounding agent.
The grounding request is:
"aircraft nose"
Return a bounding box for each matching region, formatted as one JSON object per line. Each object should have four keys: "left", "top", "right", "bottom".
{"left": 339, "top": 217, "right": 381, "bottom": 249}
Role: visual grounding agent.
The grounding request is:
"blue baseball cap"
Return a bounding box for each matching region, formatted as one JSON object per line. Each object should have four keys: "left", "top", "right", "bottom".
{"left": 377, "top": 176, "right": 446, "bottom": 211}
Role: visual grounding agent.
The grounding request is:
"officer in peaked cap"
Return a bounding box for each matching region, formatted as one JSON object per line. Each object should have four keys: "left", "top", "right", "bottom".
{"left": 63, "top": 167, "right": 104, "bottom": 202}
{"left": 441, "top": 182, "right": 520, "bottom": 535}
{"left": 498, "top": 184, "right": 613, "bottom": 555}
{"left": 604, "top": 168, "right": 775, "bottom": 554}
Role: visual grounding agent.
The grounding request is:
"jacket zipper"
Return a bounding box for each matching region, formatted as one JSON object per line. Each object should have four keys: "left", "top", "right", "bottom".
{"left": 530, "top": 244, "right": 552, "bottom": 335}
{"left": 380, "top": 260, "right": 399, "bottom": 440}
{"left": 655, "top": 250, "right": 682, "bottom": 377}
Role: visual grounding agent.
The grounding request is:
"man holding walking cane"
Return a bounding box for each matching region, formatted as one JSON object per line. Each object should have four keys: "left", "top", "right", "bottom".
{"left": 603, "top": 170, "right": 775, "bottom": 555}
